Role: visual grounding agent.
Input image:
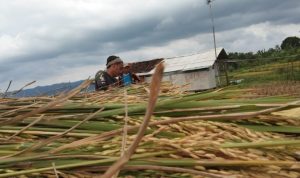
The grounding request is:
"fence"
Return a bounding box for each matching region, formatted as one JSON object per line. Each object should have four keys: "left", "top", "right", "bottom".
{"left": 217, "top": 55, "right": 300, "bottom": 87}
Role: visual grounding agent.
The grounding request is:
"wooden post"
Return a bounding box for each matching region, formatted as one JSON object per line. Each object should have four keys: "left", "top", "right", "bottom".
{"left": 291, "top": 60, "right": 295, "bottom": 81}
{"left": 224, "top": 60, "right": 229, "bottom": 86}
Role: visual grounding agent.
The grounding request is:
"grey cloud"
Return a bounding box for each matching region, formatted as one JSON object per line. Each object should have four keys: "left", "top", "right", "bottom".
{"left": 1, "top": 0, "right": 300, "bottom": 89}
{"left": 5, "top": 0, "right": 300, "bottom": 63}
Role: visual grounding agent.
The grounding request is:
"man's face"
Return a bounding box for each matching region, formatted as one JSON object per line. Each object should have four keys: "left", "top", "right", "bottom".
{"left": 123, "top": 66, "right": 130, "bottom": 74}
{"left": 118, "top": 63, "right": 124, "bottom": 75}
{"left": 112, "top": 62, "right": 123, "bottom": 76}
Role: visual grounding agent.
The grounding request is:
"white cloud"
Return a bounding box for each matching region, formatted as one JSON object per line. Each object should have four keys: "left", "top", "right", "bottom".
{"left": 220, "top": 22, "right": 300, "bottom": 52}
{"left": 0, "top": 0, "right": 300, "bottom": 91}
{"left": 0, "top": 34, "right": 24, "bottom": 59}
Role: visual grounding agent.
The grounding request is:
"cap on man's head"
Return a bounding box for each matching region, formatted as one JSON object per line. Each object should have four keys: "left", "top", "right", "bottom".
{"left": 124, "top": 63, "right": 130, "bottom": 68}
{"left": 106, "top": 55, "right": 123, "bottom": 68}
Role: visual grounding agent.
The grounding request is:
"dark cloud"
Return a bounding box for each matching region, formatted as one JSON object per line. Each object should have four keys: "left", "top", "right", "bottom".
{"left": 1, "top": 0, "right": 300, "bottom": 89}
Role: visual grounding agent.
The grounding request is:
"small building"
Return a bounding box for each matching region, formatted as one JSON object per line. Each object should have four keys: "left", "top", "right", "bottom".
{"left": 130, "top": 48, "right": 228, "bottom": 91}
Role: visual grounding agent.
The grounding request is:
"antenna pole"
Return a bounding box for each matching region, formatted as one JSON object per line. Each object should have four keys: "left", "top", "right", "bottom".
{"left": 207, "top": 0, "right": 221, "bottom": 86}
{"left": 208, "top": 0, "right": 217, "bottom": 59}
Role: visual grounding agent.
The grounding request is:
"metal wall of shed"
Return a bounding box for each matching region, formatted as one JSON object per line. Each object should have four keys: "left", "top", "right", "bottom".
{"left": 208, "top": 66, "right": 218, "bottom": 88}
{"left": 144, "top": 69, "right": 217, "bottom": 91}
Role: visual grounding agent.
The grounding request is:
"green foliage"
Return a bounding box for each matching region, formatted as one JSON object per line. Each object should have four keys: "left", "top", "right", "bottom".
{"left": 226, "top": 36, "right": 300, "bottom": 86}
{"left": 281, "top": 36, "right": 300, "bottom": 50}
{"left": 228, "top": 36, "right": 300, "bottom": 68}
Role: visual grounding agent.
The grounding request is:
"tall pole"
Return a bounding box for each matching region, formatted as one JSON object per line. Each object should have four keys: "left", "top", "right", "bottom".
{"left": 207, "top": 0, "right": 217, "bottom": 59}
{"left": 207, "top": 0, "right": 220, "bottom": 86}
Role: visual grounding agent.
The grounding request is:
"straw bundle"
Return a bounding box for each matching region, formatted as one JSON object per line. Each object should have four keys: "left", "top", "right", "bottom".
{"left": 0, "top": 77, "right": 299, "bottom": 177}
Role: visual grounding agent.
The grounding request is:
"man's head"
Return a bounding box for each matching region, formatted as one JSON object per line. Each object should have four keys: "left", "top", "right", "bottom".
{"left": 123, "top": 63, "right": 130, "bottom": 74}
{"left": 106, "top": 55, "right": 124, "bottom": 77}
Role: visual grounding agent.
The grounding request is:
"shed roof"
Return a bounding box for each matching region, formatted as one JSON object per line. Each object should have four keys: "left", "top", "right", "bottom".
{"left": 130, "top": 58, "right": 163, "bottom": 74}
{"left": 132, "top": 48, "right": 227, "bottom": 75}
{"left": 163, "top": 47, "right": 225, "bottom": 73}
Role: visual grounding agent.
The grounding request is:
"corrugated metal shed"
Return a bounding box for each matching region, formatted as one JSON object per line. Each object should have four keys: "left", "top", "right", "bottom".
{"left": 140, "top": 47, "right": 225, "bottom": 75}
{"left": 135, "top": 48, "right": 228, "bottom": 91}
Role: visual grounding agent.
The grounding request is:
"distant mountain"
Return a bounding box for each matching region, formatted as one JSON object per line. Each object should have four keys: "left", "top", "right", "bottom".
{"left": 4, "top": 80, "right": 95, "bottom": 98}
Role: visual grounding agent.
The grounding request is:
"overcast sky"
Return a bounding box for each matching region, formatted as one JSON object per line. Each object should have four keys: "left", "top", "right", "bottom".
{"left": 1, "top": 0, "right": 300, "bottom": 90}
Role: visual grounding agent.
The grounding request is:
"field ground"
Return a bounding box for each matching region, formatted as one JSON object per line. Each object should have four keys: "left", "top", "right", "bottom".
{"left": 225, "top": 59, "right": 300, "bottom": 90}
{"left": 0, "top": 61, "right": 300, "bottom": 177}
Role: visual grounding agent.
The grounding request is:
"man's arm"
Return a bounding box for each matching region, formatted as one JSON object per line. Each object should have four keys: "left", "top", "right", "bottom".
{"left": 95, "top": 71, "right": 109, "bottom": 91}
{"left": 116, "top": 75, "right": 124, "bottom": 87}
{"left": 131, "top": 73, "right": 141, "bottom": 83}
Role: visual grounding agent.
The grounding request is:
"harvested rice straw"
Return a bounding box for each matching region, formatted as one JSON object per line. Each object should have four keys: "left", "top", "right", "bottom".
{"left": 100, "top": 62, "right": 164, "bottom": 178}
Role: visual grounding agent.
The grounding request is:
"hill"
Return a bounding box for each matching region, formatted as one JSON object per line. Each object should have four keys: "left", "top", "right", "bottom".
{"left": 3, "top": 80, "right": 95, "bottom": 98}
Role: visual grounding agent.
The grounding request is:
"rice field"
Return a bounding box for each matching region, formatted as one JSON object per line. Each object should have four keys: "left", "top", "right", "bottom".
{"left": 0, "top": 64, "right": 300, "bottom": 178}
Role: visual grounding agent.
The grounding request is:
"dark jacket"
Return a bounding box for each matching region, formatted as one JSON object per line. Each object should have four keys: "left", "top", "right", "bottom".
{"left": 95, "top": 70, "right": 118, "bottom": 91}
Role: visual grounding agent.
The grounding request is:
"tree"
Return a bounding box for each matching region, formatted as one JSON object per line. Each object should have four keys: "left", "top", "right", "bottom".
{"left": 275, "top": 45, "right": 281, "bottom": 52}
{"left": 280, "top": 36, "right": 300, "bottom": 50}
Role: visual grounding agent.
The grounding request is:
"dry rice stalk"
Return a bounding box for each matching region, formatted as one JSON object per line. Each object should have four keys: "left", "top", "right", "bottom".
{"left": 52, "top": 162, "right": 59, "bottom": 178}
{"left": 2, "top": 80, "right": 12, "bottom": 99}
{"left": 113, "top": 88, "right": 129, "bottom": 178}
{"left": 121, "top": 88, "right": 129, "bottom": 154}
{"left": 7, "top": 114, "right": 45, "bottom": 140}
{"left": 12, "top": 81, "right": 36, "bottom": 96}
{"left": 0, "top": 79, "right": 92, "bottom": 125}
{"left": 50, "top": 100, "right": 300, "bottom": 153}
{"left": 3, "top": 107, "right": 103, "bottom": 158}
{"left": 99, "top": 62, "right": 164, "bottom": 178}
{"left": 0, "top": 101, "right": 41, "bottom": 118}
{"left": 93, "top": 165, "right": 235, "bottom": 178}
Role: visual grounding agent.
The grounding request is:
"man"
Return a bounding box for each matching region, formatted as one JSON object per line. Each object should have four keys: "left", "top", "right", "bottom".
{"left": 121, "top": 63, "right": 141, "bottom": 86}
{"left": 95, "top": 55, "right": 124, "bottom": 91}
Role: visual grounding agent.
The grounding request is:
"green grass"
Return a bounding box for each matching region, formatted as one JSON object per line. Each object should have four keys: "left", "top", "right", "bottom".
{"left": 228, "top": 59, "right": 300, "bottom": 87}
